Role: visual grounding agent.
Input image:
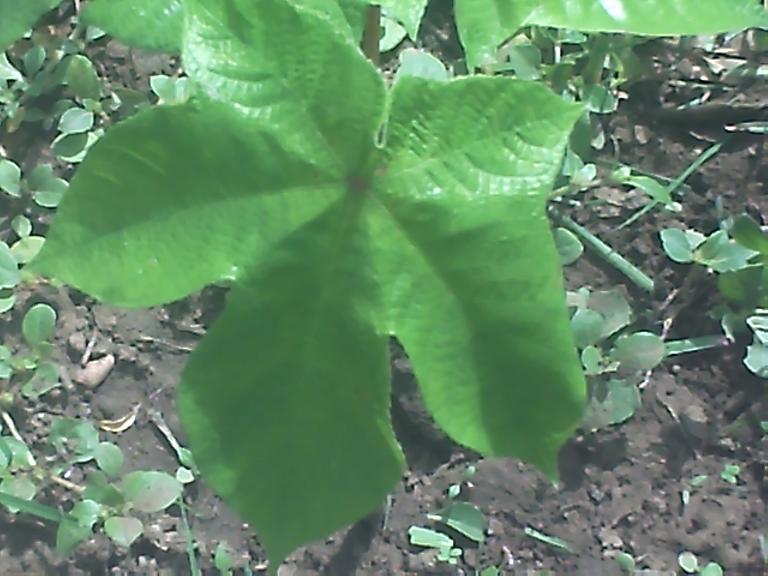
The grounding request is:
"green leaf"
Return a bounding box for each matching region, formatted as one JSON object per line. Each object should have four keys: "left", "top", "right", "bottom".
{"left": 0, "top": 294, "right": 15, "bottom": 315}
{"left": 583, "top": 379, "right": 641, "bottom": 429}
{"left": 699, "top": 562, "right": 724, "bottom": 576}
{"left": 23, "top": 45, "right": 46, "bottom": 77}
{"left": 454, "top": 0, "right": 538, "bottom": 68}
{"left": 56, "top": 519, "right": 92, "bottom": 556}
{"left": 696, "top": 230, "right": 758, "bottom": 272}
{"left": 426, "top": 501, "right": 486, "bottom": 543}
{"left": 52, "top": 133, "right": 89, "bottom": 160}
{"left": 149, "top": 75, "right": 191, "bottom": 105}
{"left": 371, "top": 77, "right": 586, "bottom": 473}
{"left": 4, "top": 437, "right": 34, "bottom": 470}
{"left": 611, "top": 331, "right": 666, "bottom": 371}
{"left": 526, "top": 0, "right": 768, "bottom": 35}
{"left": 104, "top": 515, "right": 143, "bottom": 547}
{"left": 70, "top": 499, "right": 102, "bottom": 528}
{"left": 0, "top": 441, "right": 7, "bottom": 473}
{"left": 0, "top": 242, "right": 20, "bottom": 289}
{"left": 21, "top": 361, "right": 60, "bottom": 399}
{"left": 121, "top": 471, "right": 182, "bottom": 513}
{"left": 63, "top": 55, "right": 101, "bottom": 101}
{"left": 32, "top": 175, "right": 68, "bottom": 208}
{"left": 571, "top": 308, "right": 604, "bottom": 348}
{"left": 11, "top": 235, "right": 45, "bottom": 264}
{"left": 455, "top": 0, "right": 768, "bottom": 68}
{"left": 182, "top": 0, "right": 382, "bottom": 167}
{"left": 94, "top": 442, "right": 124, "bottom": 477}
{"left": 82, "top": 0, "right": 183, "bottom": 53}
{"left": 379, "top": 0, "right": 428, "bottom": 39}
{"left": 59, "top": 108, "right": 94, "bottom": 134}
{"left": 395, "top": 48, "right": 450, "bottom": 82}
{"left": 12, "top": 215, "right": 32, "bottom": 238}
{"left": 588, "top": 288, "right": 632, "bottom": 338}
{"left": 22, "top": 303, "right": 57, "bottom": 346}
{"left": 0, "top": 476, "right": 36, "bottom": 513}
{"left": 35, "top": 103, "right": 341, "bottom": 306}
{"left": 408, "top": 525, "right": 454, "bottom": 550}
{"left": 660, "top": 228, "right": 696, "bottom": 263}
{"left": 0, "top": 0, "right": 60, "bottom": 50}
{"left": 214, "top": 543, "right": 235, "bottom": 573}
{"left": 744, "top": 336, "right": 768, "bottom": 378}
{"left": 380, "top": 15, "right": 407, "bottom": 52}
{"left": 523, "top": 525, "right": 574, "bottom": 553}
{"left": 554, "top": 227, "right": 583, "bottom": 265}
{"left": 0, "top": 159, "right": 22, "bottom": 197}
{"left": 0, "top": 491, "right": 60, "bottom": 523}
{"left": 731, "top": 214, "right": 768, "bottom": 256}
{"left": 678, "top": 551, "right": 699, "bottom": 573}
{"left": 83, "top": 471, "right": 125, "bottom": 508}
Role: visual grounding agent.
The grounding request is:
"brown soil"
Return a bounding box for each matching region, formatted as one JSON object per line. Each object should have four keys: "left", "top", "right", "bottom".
{"left": 0, "top": 2, "right": 766, "bottom": 575}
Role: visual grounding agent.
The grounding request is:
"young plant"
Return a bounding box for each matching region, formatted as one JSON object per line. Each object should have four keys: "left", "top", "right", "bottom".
{"left": 49, "top": 417, "right": 184, "bottom": 551}
{"left": 12, "top": 0, "right": 766, "bottom": 572}
{"left": 0, "top": 302, "right": 60, "bottom": 400}
{"left": 660, "top": 214, "right": 768, "bottom": 377}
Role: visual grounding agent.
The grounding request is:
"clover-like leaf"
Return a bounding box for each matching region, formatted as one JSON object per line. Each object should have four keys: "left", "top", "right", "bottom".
{"left": 104, "top": 516, "right": 143, "bottom": 547}
{"left": 94, "top": 442, "right": 124, "bottom": 477}
{"left": 31, "top": 0, "right": 585, "bottom": 568}
{"left": 611, "top": 331, "right": 666, "bottom": 371}
{"left": 22, "top": 303, "right": 57, "bottom": 347}
{"left": 121, "top": 471, "right": 182, "bottom": 513}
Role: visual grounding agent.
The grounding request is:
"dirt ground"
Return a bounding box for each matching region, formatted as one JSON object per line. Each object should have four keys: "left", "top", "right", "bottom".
{"left": 0, "top": 2, "right": 766, "bottom": 575}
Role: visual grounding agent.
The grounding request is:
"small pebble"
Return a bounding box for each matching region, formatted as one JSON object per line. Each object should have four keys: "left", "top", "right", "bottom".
{"left": 75, "top": 354, "right": 115, "bottom": 388}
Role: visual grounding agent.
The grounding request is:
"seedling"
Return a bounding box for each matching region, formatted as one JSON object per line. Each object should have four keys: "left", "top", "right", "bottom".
{"left": 567, "top": 287, "right": 667, "bottom": 430}
{"left": 0, "top": 303, "right": 60, "bottom": 400}
{"left": 523, "top": 526, "right": 574, "bottom": 554}
{"left": 615, "top": 551, "right": 636, "bottom": 574}
{"left": 720, "top": 463, "right": 741, "bottom": 485}
{"left": 447, "top": 463, "right": 476, "bottom": 500}
{"left": 678, "top": 551, "right": 724, "bottom": 576}
{"left": 214, "top": 542, "right": 235, "bottom": 576}
{"left": 661, "top": 213, "right": 768, "bottom": 377}
{"left": 681, "top": 474, "right": 708, "bottom": 507}
{"left": 50, "top": 417, "right": 184, "bottom": 551}
{"left": 408, "top": 525, "right": 463, "bottom": 565}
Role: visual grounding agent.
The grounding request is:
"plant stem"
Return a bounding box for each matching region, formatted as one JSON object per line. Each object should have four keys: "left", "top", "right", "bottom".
{"left": 362, "top": 5, "right": 381, "bottom": 65}
{"left": 549, "top": 207, "right": 655, "bottom": 293}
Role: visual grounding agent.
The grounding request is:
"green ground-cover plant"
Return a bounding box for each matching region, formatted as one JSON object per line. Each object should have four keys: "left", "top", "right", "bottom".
{"left": 0, "top": 412, "right": 185, "bottom": 553}
{"left": 661, "top": 213, "right": 768, "bottom": 377}
{"left": 1, "top": 0, "right": 763, "bottom": 571}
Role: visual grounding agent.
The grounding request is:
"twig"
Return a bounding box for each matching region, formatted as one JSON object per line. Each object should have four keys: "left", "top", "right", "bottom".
{"left": 617, "top": 141, "right": 723, "bottom": 230}
{"left": 362, "top": 5, "right": 381, "bottom": 65}
{"left": 80, "top": 328, "right": 98, "bottom": 366}
{"left": 549, "top": 206, "right": 655, "bottom": 293}
{"left": 49, "top": 475, "right": 85, "bottom": 494}
{"left": 1, "top": 411, "right": 36, "bottom": 467}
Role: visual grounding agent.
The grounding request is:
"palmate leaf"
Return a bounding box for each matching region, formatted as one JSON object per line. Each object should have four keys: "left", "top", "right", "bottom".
{"left": 31, "top": 0, "right": 585, "bottom": 568}
{"left": 455, "top": 0, "right": 768, "bottom": 67}
{"left": 0, "top": 0, "right": 60, "bottom": 50}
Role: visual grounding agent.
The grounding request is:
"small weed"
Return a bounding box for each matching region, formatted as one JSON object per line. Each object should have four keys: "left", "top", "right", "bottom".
{"left": 678, "top": 551, "right": 724, "bottom": 576}
{"left": 720, "top": 463, "right": 741, "bottom": 485}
